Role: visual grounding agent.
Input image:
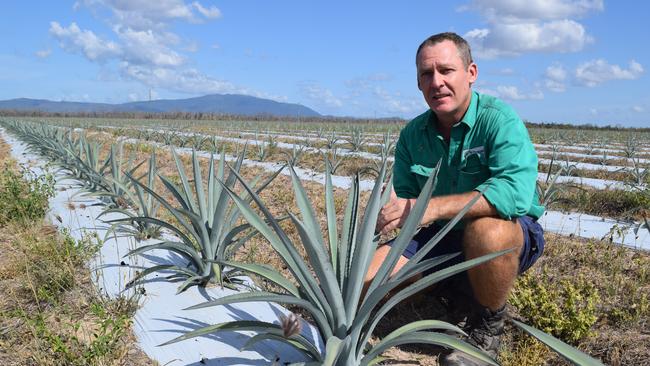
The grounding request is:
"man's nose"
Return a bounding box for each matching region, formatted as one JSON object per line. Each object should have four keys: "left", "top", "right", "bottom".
{"left": 429, "top": 71, "right": 443, "bottom": 89}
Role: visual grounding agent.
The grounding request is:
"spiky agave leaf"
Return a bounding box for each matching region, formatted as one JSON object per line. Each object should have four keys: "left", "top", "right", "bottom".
{"left": 512, "top": 320, "right": 605, "bottom": 366}
{"left": 169, "top": 159, "right": 509, "bottom": 364}
{"left": 110, "top": 146, "right": 282, "bottom": 292}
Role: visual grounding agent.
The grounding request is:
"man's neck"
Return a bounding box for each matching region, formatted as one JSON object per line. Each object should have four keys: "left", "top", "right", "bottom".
{"left": 433, "top": 94, "right": 472, "bottom": 141}
{"left": 437, "top": 121, "right": 452, "bottom": 142}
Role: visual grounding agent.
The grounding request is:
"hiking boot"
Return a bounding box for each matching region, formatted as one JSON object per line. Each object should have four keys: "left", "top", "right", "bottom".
{"left": 439, "top": 305, "right": 506, "bottom": 366}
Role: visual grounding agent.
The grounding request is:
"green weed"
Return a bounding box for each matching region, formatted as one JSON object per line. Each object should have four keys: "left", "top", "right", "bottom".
{"left": 510, "top": 271, "right": 600, "bottom": 344}
{"left": 0, "top": 163, "right": 54, "bottom": 226}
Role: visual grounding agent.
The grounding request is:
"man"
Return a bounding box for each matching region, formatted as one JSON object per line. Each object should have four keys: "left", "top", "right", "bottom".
{"left": 366, "top": 32, "right": 545, "bottom": 365}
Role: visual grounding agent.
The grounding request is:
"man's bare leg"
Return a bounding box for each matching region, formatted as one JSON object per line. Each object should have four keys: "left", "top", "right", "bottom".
{"left": 363, "top": 245, "right": 415, "bottom": 297}
{"left": 462, "top": 217, "right": 524, "bottom": 311}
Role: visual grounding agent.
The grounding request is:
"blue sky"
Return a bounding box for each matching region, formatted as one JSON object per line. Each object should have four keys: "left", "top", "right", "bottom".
{"left": 1, "top": 1, "right": 648, "bottom": 127}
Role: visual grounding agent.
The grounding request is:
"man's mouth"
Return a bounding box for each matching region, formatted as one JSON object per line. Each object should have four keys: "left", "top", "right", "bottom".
{"left": 433, "top": 94, "right": 450, "bottom": 100}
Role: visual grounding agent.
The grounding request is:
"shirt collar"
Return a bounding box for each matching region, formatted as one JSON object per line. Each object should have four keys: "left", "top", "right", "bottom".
{"left": 417, "top": 91, "right": 479, "bottom": 132}
{"left": 459, "top": 91, "right": 479, "bottom": 129}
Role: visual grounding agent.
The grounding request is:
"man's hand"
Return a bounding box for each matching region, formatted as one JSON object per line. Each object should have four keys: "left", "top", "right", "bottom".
{"left": 376, "top": 188, "right": 415, "bottom": 235}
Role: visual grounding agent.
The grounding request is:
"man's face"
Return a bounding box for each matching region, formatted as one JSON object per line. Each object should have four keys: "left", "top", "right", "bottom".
{"left": 417, "top": 40, "right": 477, "bottom": 124}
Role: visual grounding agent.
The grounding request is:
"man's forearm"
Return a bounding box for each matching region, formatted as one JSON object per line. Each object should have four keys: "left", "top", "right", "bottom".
{"left": 421, "top": 191, "right": 498, "bottom": 226}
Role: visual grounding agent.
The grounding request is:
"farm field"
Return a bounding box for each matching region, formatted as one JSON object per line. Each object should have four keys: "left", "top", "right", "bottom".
{"left": 0, "top": 116, "right": 649, "bottom": 365}
{"left": 11, "top": 116, "right": 650, "bottom": 247}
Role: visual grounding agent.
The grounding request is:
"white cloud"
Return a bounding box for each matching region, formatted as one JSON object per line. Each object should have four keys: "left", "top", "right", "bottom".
{"left": 466, "top": 20, "right": 591, "bottom": 58}
{"left": 51, "top": 1, "right": 259, "bottom": 102}
{"left": 575, "top": 59, "right": 644, "bottom": 87}
{"left": 345, "top": 73, "right": 395, "bottom": 97}
{"left": 544, "top": 63, "right": 567, "bottom": 92}
{"left": 183, "top": 41, "right": 199, "bottom": 52}
{"left": 372, "top": 86, "right": 425, "bottom": 115}
{"left": 461, "top": 0, "right": 601, "bottom": 58}
{"left": 479, "top": 85, "right": 544, "bottom": 100}
{"left": 632, "top": 106, "right": 644, "bottom": 113}
{"left": 50, "top": 22, "right": 185, "bottom": 68}
{"left": 35, "top": 49, "right": 52, "bottom": 58}
{"left": 192, "top": 1, "right": 221, "bottom": 19}
{"left": 49, "top": 21, "right": 122, "bottom": 62}
{"left": 341, "top": 74, "right": 424, "bottom": 115}
{"left": 494, "top": 67, "right": 515, "bottom": 75}
{"left": 127, "top": 89, "right": 160, "bottom": 101}
{"left": 463, "top": 0, "right": 604, "bottom": 23}
{"left": 299, "top": 82, "right": 343, "bottom": 108}
{"left": 114, "top": 26, "right": 185, "bottom": 66}
{"left": 75, "top": 0, "right": 221, "bottom": 29}
{"left": 121, "top": 63, "right": 237, "bottom": 94}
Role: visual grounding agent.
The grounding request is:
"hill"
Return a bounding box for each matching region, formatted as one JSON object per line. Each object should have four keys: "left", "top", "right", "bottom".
{"left": 0, "top": 94, "right": 320, "bottom": 117}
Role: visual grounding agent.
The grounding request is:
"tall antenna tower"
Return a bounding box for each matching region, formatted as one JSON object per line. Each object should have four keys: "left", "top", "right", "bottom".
{"left": 149, "top": 88, "right": 152, "bottom": 102}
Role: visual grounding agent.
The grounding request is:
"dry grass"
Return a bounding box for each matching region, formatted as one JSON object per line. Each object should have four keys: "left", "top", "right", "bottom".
{"left": 344, "top": 233, "right": 650, "bottom": 365}
{"left": 7, "top": 124, "right": 649, "bottom": 365}
{"left": 0, "top": 135, "right": 154, "bottom": 366}
{"left": 0, "top": 224, "right": 154, "bottom": 366}
{"left": 548, "top": 186, "right": 650, "bottom": 221}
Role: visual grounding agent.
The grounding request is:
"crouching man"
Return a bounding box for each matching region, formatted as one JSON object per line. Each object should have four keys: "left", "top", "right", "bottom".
{"left": 365, "top": 32, "right": 545, "bottom": 366}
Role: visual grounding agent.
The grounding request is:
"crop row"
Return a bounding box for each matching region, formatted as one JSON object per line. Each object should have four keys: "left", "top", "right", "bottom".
{"left": 0, "top": 118, "right": 605, "bottom": 365}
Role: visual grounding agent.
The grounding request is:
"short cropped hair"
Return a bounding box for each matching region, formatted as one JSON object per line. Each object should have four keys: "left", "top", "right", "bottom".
{"left": 416, "top": 32, "right": 473, "bottom": 68}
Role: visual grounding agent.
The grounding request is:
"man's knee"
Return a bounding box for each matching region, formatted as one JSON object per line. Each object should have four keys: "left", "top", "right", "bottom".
{"left": 462, "top": 216, "right": 524, "bottom": 257}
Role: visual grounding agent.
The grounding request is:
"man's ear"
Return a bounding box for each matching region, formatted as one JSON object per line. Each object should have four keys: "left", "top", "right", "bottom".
{"left": 468, "top": 62, "right": 478, "bottom": 84}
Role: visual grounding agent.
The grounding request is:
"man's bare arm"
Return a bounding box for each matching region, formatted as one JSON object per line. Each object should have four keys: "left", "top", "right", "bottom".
{"left": 377, "top": 190, "right": 498, "bottom": 234}
{"left": 421, "top": 190, "right": 497, "bottom": 226}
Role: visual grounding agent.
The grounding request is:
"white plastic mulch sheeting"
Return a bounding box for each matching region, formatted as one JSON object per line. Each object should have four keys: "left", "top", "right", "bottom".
{"left": 102, "top": 126, "right": 645, "bottom": 191}
{"left": 117, "top": 137, "right": 650, "bottom": 250}
{"left": 536, "top": 172, "right": 646, "bottom": 191}
{"left": 1, "top": 129, "right": 322, "bottom": 366}
{"left": 537, "top": 157, "right": 646, "bottom": 173}
{"left": 538, "top": 211, "right": 650, "bottom": 251}
{"left": 118, "top": 137, "right": 378, "bottom": 191}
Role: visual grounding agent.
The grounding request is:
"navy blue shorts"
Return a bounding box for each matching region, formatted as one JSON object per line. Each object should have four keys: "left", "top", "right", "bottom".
{"left": 389, "top": 216, "right": 545, "bottom": 275}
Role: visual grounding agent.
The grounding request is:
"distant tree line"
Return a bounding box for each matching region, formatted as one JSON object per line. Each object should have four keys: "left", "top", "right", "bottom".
{"left": 0, "top": 109, "right": 406, "bottom": 125}
{"left": 525, "top": 120, "right": 650, "bottom": 132}
{"left": 1, "top": 109, "right": 646, "bottom": 132}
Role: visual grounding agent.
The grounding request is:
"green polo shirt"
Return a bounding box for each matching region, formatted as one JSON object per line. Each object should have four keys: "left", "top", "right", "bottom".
{"left": 393, "top": 91, "right": 544, "bottom": 222}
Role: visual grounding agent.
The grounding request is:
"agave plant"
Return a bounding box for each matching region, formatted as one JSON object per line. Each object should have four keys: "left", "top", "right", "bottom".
{"left": 160, "top": 130, "right": 178, "bottom": 146}
{"left": 267, "top": 131, "right": 278, "bottom": 150}
{"left": 189, "top": 133, "right": 209, "bottom": 151}
{"left": 623, "top": 156, "right": 649, "bottom": 187}
{"left": 537, "top": 150, "right": 582, "bottom": 208}
{"left": 99, "top": 151, "right": 162, "bottom": 241}
{"left": 254, "top": 140, "right": 271, "bottom": 162}
{"left": 325, "top": 130, "right": 339, "bottom": 149}
{"left": 283, "top": 143, "right": 306, "bottom": 167}
{"left": 63, "top": 132, "right": 113, "bottom": 194}
{"left": 175, "top": 134, "right": 192, "bottom": 148}
{"left": 324, "top": 147, "right": 345, "bottom": 175}
{"left": 137, "top": 129, "right": 156, "bottom": 142}
{"left": 345, "top": 126, "right": 367, "bottom": 152}
{"left": 597, "top": 150, "right": 609, "bottom": 166}
{"left": 87, "top": 142, "right": 150, "bottom": 208}
{"left": 369, "top": 131, "right": 396, "bottom": 176}
{"left": 108, "top": 147, "right": 283, "bottom": 292}
{"left": 162, "top": 161, "right": 512, "bottom": 364}
{"left": 622, "top": 136, "right": 639, "bottom": 160}
{"left": 207, "top": 134, "right": 221, "bottom": 152}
